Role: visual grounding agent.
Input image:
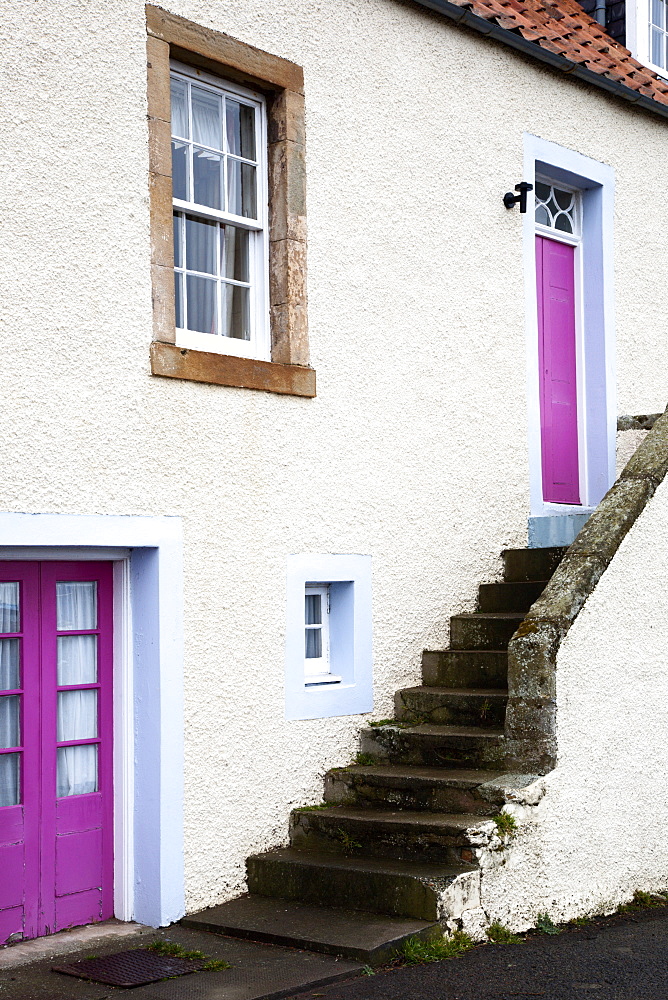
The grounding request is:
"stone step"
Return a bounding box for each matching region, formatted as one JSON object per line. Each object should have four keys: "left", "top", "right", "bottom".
{"left": 502, "top": 546, "right": 567, "bottom": 583}
{"left": 289, "top": 806, "right": 495, "bottom": 864}
{"left": 324, "top": 763, "right": 504, "bottom": 815}
{"left": 394, "top": 686, "right": 507, "bottom": 727}
{"left": 247, "top": 847, "right": 474, "bottom": 920}
{"left": 450, "top": 613, "right": 524, "bottom": 650}
{"left": 478, "top": 580, "right": 547, "bottom": 613}
{"left": 360, "top": 723, "right": 505, "bottom": 769}
{"left": 421, "top": 649, "right": 508, "bottom": 688}
{"left": 181, "top": 894, "right": 439, "bottom": 967}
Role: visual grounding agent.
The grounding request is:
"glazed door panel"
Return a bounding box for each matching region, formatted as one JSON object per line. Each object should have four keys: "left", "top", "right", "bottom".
{"left": 0, "top": 562, "right": 113, "bottom": 943}
{"left": 536, "top": 235, "right": 581, "bottom": 505}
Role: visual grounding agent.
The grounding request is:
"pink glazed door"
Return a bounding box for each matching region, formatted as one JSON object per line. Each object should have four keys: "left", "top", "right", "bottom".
{"left": 0, "top": 562, "right": 113, "bottom": 943}
{"left": 536, "top": 235, "right": 581, "bottom": 505}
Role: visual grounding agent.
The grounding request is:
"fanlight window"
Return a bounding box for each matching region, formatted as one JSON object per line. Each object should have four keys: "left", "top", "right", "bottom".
{"left": 534, "top": 182, "right": 580, "bottom": 236}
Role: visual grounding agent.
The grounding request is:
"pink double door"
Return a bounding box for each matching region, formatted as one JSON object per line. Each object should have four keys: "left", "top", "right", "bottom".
{"left": 0, "top": 562, "right": 113, "bottom": 943}
{"left": 536, "top": 235, "right": 581, "bottom": 505}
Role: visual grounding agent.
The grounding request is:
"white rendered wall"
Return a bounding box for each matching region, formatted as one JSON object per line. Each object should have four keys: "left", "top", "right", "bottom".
{"left": 473, "top": 474, "right": 668, "bottom": 929}
{"left": 1, "top": 0, "right": 668, "bottom": 914}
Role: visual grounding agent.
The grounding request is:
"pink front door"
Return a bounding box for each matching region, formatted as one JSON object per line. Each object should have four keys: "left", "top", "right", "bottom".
{"left": 0, "top": 562, "right": 113, "bottom": 943}
{"left": 536, "top": 235, "right": 581, "bottom": 505}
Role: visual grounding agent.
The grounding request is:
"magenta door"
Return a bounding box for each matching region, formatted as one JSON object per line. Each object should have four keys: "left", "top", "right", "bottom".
{"left": 536, "top": 235, "right": 581, "bottom": 505}
{"left": 0, "top": 562, "right": 113, "bottom": 943}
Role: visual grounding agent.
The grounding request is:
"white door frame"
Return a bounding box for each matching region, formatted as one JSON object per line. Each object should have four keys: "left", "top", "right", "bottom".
{"left": 0, "top": 513, "right": 184, "bottom": 929}
{"left": 523, "top": 134, "right": 616, "bottom": 518}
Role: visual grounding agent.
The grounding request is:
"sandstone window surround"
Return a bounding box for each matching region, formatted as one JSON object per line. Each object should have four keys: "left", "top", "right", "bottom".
{"left": 146, "top": 4, "right": 315, "bottom": 397}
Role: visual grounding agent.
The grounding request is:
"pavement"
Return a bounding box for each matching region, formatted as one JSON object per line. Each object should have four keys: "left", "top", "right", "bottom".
{"left": 1, "top": 903, "right": 668, "bottom": 1000}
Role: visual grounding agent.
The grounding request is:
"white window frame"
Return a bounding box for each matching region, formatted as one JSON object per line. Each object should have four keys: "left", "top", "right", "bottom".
{"left": 170, "top": 60, "right": 270, "bottom": 361}
{"left": 304, "top": 584, "right": 340, "bottom": 685}
{"left": 628, "top": 0, "right": 668, "bottom": 79}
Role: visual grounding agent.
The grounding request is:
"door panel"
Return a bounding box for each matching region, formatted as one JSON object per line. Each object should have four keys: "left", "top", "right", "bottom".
{"left": 0, "top": 562, "right": 113, "bottom": 944}
{"left": 536, "top": 235, "right": 581, "bottom": 504}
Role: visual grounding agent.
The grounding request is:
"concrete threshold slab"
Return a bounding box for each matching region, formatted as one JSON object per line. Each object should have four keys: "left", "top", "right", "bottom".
{"left": 0, "top": 922, "right": 363, "bottom": 1000}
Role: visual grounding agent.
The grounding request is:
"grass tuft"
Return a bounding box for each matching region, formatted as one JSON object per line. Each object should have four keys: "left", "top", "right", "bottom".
{"left": 617, "top": 889, "right": 668, "bottom": 913}
{"left": 535, "top": 912, "right": 561, "bottom": 935}
{"left": 202, "top": 959, "right": 232, "bottom": 970}
{"left": 486, "top": 921, "right": 522, "bottom": 944}
{"left": 361, "top": 965, "right": 375, "bottom": 976}
{"left": 297, "top": 803, "right": 331, "bottom": 811}
{"left": 148, "top": 941, "right": 230, "bottom": 968}
{"left": 493, "top": 812, "right": 518, "bottom": 838}
{"left": 336, "top": 828, "right": 362, "bottom": 851}
{"left": 401, "top": 931, "right": 476, "bottom": 964}
{"left": 354, "top": 752, "right": 378, "bottom": 766}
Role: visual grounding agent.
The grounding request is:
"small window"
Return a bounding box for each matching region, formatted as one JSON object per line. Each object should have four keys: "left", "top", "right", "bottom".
{"left": 304, "top": 585, "right": 340, "bottom": 686}
{"left": 649, "top": 0, "right": 668, "bottom": 70}
{"left": 170, "top": 64, "right": 269, "bottom": 361}
{"left": 534, "top": 181, "right": 580, "bottom": 237}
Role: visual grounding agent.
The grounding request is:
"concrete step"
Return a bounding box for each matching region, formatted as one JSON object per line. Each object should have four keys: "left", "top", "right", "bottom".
{"left": 289, "top": 806, "right": 495, "bottom": 864}
{"left": 360, "top": 722, "right": 505, "bottom": 769}
{"left": 324, "top": 763, "right": 504, "bottom": 815}
{"left": 502, "top": 546, "right": 567, "bottom": 583}
{"left": 421, "top": 649, "right": 507, "bottom": 688}
{"left": 478, "top": 580, "right": 547, "bottom": 613}
{"left": 181, "top": 894, "right": 439, "bottom": 967}
{"left": 247, "top": 847, "right": 474, "bottom": 920}
{"left": 394, "top": 686, "right": 507, "bottom": 727}
{"left": 450, "top": 613, "right": 524, "bottom": 650}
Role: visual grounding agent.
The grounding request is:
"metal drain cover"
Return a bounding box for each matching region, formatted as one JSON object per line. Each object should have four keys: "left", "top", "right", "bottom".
{"left": 53, "top": 949, "right": 208, "bottom": 987}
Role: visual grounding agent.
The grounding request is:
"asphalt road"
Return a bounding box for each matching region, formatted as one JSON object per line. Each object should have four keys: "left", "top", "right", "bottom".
{"left": 290, "top": 904, "right": 668, "bottom": 1000}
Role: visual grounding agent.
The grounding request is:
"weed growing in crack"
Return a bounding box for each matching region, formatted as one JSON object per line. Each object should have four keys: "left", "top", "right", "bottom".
{"left": 493, "top": 812, "right": 518, "bottom": 838}
{"left": 297, "top": 803, "right": 331, "bottom": 811}
{"left": 617, "top": 890, "right": 668, "bottom": 913}
{"left": 361, "top": 965, "right": 375, "bottom": 976}
{"left": 486, "top": 921, "right": 522, "bottom": 944}
{"left": 535, "top": 913, "right": 561, "bottom": 935}
{"left": 148, "top": 941, "right": 231, "bottom": 969}
{"left": 354, "top": 752, "right": 378, "bottom": 766}
{"left": 336, "top": 828, "right": 362, "bottom": 851}
{"left": 401, "top": 932, "right": 476, "bottom": 964}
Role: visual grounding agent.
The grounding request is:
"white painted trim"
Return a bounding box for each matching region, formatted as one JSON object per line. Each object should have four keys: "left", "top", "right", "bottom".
{"left": 285, "top": 554, "right": 373, "bottom": 721}
{"left": 628, "top": 0, "right": 668, "bottom": 79}
{"left": 523, "top": 135, "right": 616, "bottom": 519}
{"left": 0, "top": 513, "right": 184, "bottom": 930}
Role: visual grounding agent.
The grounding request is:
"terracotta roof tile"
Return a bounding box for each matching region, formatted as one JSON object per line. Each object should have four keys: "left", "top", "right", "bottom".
{"left": 447, "top": 0, "right": 668, "bottom": 109}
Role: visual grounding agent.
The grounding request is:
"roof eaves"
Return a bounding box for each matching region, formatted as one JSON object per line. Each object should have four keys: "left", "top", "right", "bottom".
{"left": 410, "top": 0, "right": 668, "bottom": 121}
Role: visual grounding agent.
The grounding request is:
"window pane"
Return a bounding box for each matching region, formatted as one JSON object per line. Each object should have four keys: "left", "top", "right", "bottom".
{"left": 554, "top": 213, "right": 573, "bottom": 234}
{"left": 193, "top": 148, "right": 222, "bottom": 210}
{"left": 652, "top": 26, "right": 665, "bottom": 65}
{"left": 192, "top": 86, "right": 222, "bottom": 149}
{"left": 171, "top": 141, "right": 188, "bottom": 201}
{"left": 173, "top": 213, "right": 183, "bottom": 268}
{"left": 186, "top": 275, "right": 217, "bottom": 334}
{"left": 227, "top": 160, "right": 257, "bottom": 218}
{"left": 0, "top": 584, "right": 19, "bottom": 634}
{"left": 651, "top": 0, "right": 664, "bottom": 28}
{"left": 186, "top": 216, "right": 217, "bottom": 275}
{"left": 57, "top": 582, "right": 97, "bottom": 631}
{"left": 57, "top": 745, "right": 97, "bottom": 797}
{"left": 0, "top": 753, "right": 20, "bottom": 807}
{"left": 225, "top": 99, "right": 256, "bottom": 160}
{"left": 0, "top": 640, "right": 19, "bottom": 691}
{"left": 222, "top": 225, "right": 249, "bottom": 282}
{"left": 305, "top": 628, "right": 322, "bottom": 659}
{"left": 222, "top": 284, "right": 250, "bottom": 340}
{"left": 535, "top": 182, "right": 551, "bottom": 203}
{"left": 58, "top": 635, "right": 97, "bottom": 685}
{"left": 0, "top": 696, "right": 19, "bottom": 749}
{"left": 175, "top": 272, "right": 184, "bottom": 328}
{"left": 57, "top": 689, "right": 97, "bottom": 742}
{"left": 553, "top": 188, "right": 574, "bottom": 211}
{"left": 305, "top": 594, "right": 321, "bottom": 625}
{"left": 170, "top": 77, "right": 189, "bottom": 138}
{"left": 535, "top": 205, "right": 550, "bottom": 227}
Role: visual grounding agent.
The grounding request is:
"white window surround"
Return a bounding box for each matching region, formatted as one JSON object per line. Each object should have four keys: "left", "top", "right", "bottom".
{"left": 285, "top": 555, "right": 373, "bottom": 721}
{"left": 523, "top": 134, "right": 616, "bottom": 520}
{"left": 0, "top": 513, "right": 184, "bottom": 930}
{"left": 627, "top": 0, "right": 668, "bottom": 79}
{"left": 170, "top": 61, "right": 270, "bottom": 361}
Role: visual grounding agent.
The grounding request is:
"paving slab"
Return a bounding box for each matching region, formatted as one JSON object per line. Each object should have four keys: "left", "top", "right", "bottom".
{"left": 0, "top": 923, "right": 362, "bottom": 1000}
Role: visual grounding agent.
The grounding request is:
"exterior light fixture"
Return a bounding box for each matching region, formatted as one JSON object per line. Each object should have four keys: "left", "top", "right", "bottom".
{"left": 503, "top": 182, "right": 534, "bottom": 212}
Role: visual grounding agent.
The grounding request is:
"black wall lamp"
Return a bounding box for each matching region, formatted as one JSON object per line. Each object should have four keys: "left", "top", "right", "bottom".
{"left": 503, "top": 181, "right": 533, "bottom": 212}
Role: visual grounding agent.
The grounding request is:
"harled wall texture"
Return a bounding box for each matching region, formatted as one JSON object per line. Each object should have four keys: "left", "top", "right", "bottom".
{"left": 0, "top": 0, "right": 667, "bottom": 915}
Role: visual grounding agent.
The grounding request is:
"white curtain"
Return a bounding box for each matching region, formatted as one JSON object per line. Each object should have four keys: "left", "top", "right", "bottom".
{"left": 57, "top": 690, "right": 97, "bottom": 742}
{"left": 0, "top": 753, "right": 19, "bottom": 807}
{"left": 0, "top": 638, "right": 19, "bottom": 690}
{"left": 57, "top": 745, "right": 97, "bottom": 798}
{"left": 0, "top": 583, "right": 19, "bottom": 633}
{"left": 56, "top": 581, "right": 97, "bottom": 632}
{"left": 170, "top": 78, "right": 188, "bottom": 138}
{"left": 0, "top": 695, "right": 19, "bottom": 749}
{"left": 58, "top": 635, "right": 97, "bottom": 685}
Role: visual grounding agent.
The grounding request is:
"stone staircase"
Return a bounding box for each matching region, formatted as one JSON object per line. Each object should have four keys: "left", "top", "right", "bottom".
{"left": 183, "top": 546, "right": 566, "bottom": 966}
